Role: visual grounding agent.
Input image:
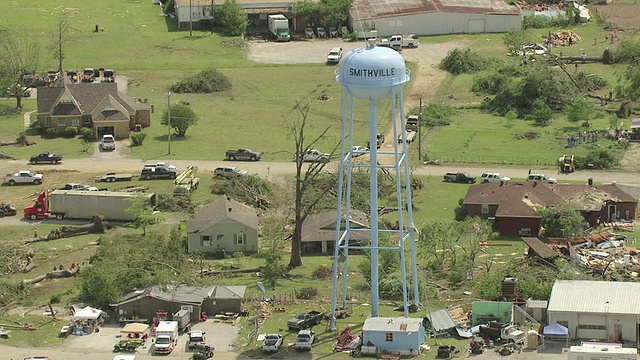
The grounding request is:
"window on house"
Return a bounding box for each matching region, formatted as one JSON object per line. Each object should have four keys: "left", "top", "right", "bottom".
{"left": 72, "top": 118, "right": 81, "bottom": 126}
{"left": 234, "top": 233, "right": 246, "bottom": 245}
{"left": 44, "top": 117, "right": 51, "bottom": 127}
{"left": 201, "top": 235, "right": 211, "bottom": 246}
{"left": 58, "top": 119, "right": 67, "bottom": 127}
{"left": 385, "top": 332, "right": 393, "bottom": 341}
{"left": 577, "top": 324, "right": 605, "bottom": 330}
{"left": 481, "top": 204, "right": 489, "bottom": 214}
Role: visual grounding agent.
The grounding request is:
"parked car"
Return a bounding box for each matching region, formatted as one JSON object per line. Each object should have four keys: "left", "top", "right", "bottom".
{"left": 443, "top": 172, "right": 477, "bottom": 184}
{"left": 301, "top": 149, "right": 330, "bottom": 163}
{"left": 225, "top": 148, "right": 261, "bottom": 161}
{"left": 30, "top": 152, "right": 62, "bottom": 164}
{"left": 367, "top": 133, "right": 385, "bottom": 149}
{"left": 287, "top": 311, "right": 324, "bottom": 330}
{"left": 214, "top": 166, "right": 247, "bottom": 178}
{"left": 327, "top": 47, "right": 343, "bottom": 63}
{"left": 527, "top": 174, "right": 557, "bottom": 184}
{"left": 188, "top": 330, "right": 206, "bottom": 349}
{"left": 4, "top": 170, "right": 43, "bottom": 185}
{"left": 351, "top": 146, "right": 369, "bottom": 157}
{"left": 294, "top": 330, "right": 315, "bottom": 351}
{"left": 480, "top": 173, "right": 511, "bottom": 183}
{"left": 262, "top": 334, "right": 283, "bottom": 353}
{"left": 406, "top": 115, "right": 419, "bottom": 131}
{"left": 100, "top": 134, "right": 116, "bottom": 151}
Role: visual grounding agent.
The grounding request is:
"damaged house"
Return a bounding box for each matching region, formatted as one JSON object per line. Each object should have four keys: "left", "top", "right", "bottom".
{"left": 462, "top": 182, "right": 639, "bottom": 237}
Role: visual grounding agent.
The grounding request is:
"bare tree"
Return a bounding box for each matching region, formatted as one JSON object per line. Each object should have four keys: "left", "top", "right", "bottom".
{"left": 289, "top": 102, "right": 335, "bottom": 268}
{"left": 0, "top": 30, "right": 41, "bottom": 109}
{"left": 53, "top": 15, "right": 71, "bottom": 73}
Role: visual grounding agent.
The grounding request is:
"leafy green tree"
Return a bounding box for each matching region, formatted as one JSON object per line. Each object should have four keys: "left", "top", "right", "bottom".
{"left": 539, "top": 204, "right": 585, "bottom": 239}
{"left": 320, "top": 0, "right": 352, "bottom": 26}
{"left": 422, "top": 103, "right": 457, "bottom": 126}
{"left": 456, "top": 217, "right": 495, "bottom": 280}
{"left": 439, "top": 48, "right": 489, "bottom": 75}
{"left": 216, "top": 0, "right": 247, "bottom": 36}
{"left": 161, "top": 102, "right": 198, "bottom": 137}
{"left": 170, "top": 67, "right": 231, "bottom": 94}
{"left": 293, "top": 0, "right": 321, "bottom": 26}
{"left": 126, "top": 195, "right": 164, "bottom": 236}
{"left": 130, "top": 132, "right": 147, "bottom": 146}
{"left": 0, "top": 30, "right": 41, "bottom": 109}
{"left": 526, "top": 99, "right": 554, "bottom": 125}
{"left": 502, "top": 29, "right": 535, "bottom": 55}
{"left": 81, "top": 228, "right": 191, "bottom": 308}
{"left": 618, "top": 61, "right": 640, "bottom": 101}
{"left": 565, "top": 96, "right": 597, "bottom": 123}
{"left": 261, "top": 250, "right": 287, "bottom": 287}
{"left": 418, "top": 219, "right": 458, "bottom": 272}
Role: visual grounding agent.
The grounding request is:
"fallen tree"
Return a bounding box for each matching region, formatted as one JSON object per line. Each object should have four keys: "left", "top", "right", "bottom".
{"left": 23, "top": 267, "right": 79, "bottom": 285}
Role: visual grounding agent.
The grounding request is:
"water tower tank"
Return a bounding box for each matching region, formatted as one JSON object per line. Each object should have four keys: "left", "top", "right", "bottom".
{"left": 336, "top": 41, "right": 410, "bottom": 100}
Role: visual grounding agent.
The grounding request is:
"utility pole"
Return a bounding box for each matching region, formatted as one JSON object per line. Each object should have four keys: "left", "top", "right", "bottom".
{"left": 165, "top": 92, "right": 172, "bottom": 154}
{"left": 189, "top": 0, "right": 193, "bottom": 36}
{"left": 418, "top": 97, "right": 423, "bottom": 161}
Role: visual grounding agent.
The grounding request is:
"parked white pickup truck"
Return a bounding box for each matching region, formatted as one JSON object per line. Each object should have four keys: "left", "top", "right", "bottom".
{"left": 4, "top": 170, "right": 44, "bottom": 185}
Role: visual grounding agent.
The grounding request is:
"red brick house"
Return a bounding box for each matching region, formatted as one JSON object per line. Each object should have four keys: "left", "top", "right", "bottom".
{"left": 463, "top": 182, "right": 639, "bottom": 237}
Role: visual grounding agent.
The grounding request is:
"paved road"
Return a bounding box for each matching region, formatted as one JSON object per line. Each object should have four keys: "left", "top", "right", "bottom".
{"left": 1, "top": 157, "right": 638, "bottom": 186}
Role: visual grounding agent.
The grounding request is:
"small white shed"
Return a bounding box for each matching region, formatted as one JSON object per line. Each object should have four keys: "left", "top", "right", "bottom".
{"left": 361, "top": 317, "right": 425, "bottom": 356}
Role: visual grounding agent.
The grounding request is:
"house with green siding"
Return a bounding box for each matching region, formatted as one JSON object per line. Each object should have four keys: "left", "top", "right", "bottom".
{"left": 187, "top": 196, "right": 259, "bottom": 254}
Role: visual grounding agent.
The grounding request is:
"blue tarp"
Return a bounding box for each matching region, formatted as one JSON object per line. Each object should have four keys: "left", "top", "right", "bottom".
{"left": 543, "top": 323, "right": 568, "bottom": 338}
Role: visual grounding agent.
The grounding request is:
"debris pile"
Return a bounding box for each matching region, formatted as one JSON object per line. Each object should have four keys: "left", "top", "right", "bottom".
{"left": 549, "top": 230, "right": 640, "bottom": 278}
{"left": 548, "top": 30, "right": 583, "bottom": 46}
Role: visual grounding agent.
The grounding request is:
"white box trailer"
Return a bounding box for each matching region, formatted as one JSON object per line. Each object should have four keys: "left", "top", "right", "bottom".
{"left": 568, "top": 345, "right": 637, "bottom": 360}
{"left": 49, "top": 190, "right": 156, "bottom": 221}
{"left": 268, "top": 14, "right": 290, "bottom": 41}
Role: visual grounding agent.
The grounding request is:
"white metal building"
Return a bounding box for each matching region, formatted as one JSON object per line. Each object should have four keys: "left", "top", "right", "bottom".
{"left": 349, "top": 0, "right": 522, "bottom": 37}
{"left": 547, "top": 280, "right": 640, "bottom": 342}
{"left": 361, "top": 317, "right": 425, "bottom": 356}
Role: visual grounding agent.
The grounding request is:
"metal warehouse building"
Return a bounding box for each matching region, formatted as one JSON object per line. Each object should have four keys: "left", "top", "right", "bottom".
{"left": 349, "top": 0, "right": 522, "bottom": 37}
{"left": 547, "top": 280, "right": 640, "bottom": 343}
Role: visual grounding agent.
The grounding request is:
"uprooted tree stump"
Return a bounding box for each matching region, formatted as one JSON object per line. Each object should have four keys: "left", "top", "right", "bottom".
{"left": 24, "top": 215, "right": 109, "bottom": 245}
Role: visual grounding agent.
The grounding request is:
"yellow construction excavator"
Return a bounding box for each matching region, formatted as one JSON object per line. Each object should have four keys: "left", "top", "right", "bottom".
{"left": 173, "top": 166, "right": 200, "bottom": 196}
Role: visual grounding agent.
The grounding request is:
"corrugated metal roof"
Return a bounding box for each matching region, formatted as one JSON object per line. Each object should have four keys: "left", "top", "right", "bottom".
{"left": 548, "top": 280, "right": 640, "bottom": 315}
{"left": 363, "top": 317, "right": 422, "bottom": 332}
{"left": 526, "top": 300, "right": 548, "bottom": 309}
{"left": 423, "top": 309, "right": 456, "bottom": 331}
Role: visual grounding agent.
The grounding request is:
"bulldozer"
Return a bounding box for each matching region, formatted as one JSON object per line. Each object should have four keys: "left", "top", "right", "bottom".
{"left": 559, "top": 154, "right": 575, "bottom": 173}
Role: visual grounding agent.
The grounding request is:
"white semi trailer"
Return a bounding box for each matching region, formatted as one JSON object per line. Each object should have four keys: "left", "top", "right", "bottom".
{"left": 568, "top": 344, "right": 637, "bottom": 360}
{"left": 47, "top": 190, "right": 155, "bottom": 221}
{"left": 268, "top": 14, "right": 290, "bottom": 42}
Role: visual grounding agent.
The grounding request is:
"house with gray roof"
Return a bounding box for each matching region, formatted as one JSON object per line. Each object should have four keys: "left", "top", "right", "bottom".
{"left": 187, "top": 196, "right": 259, "bottom": 254}
{"left": 548, "top": 280, "right": 640, "bottom": 341}
{"left": 36, "top": 82, "right": 152, "bottom": 139}
{"left": 110, "top": 285, "right": 247, "bottom": 324}
{"left": 301, "top": 209, "right": 370, "bottom": 254}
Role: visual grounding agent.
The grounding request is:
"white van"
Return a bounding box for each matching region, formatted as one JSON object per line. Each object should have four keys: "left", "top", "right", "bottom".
{"left": 101, "top": 134, "right": 116, "bottom": 151}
